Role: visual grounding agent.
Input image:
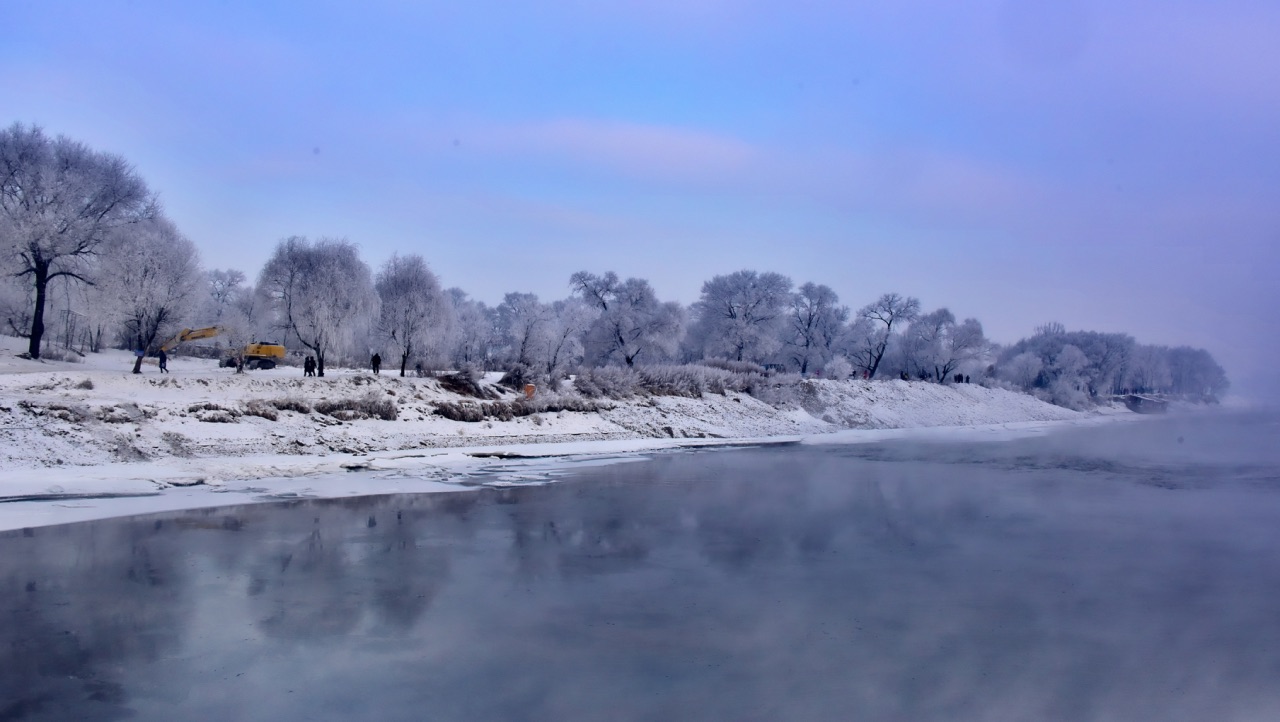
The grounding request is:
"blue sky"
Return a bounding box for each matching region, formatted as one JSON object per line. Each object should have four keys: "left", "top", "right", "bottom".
{"left": 4, "top": 0, "right": 1278, "bottom": 396}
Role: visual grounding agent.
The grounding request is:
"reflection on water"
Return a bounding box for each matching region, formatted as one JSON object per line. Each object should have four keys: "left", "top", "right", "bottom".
{"left": 3, "top": 413, "right": 1280, "bottom": 721}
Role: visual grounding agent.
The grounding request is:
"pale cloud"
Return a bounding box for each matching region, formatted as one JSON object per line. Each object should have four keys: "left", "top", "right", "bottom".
{"left": 857, "top": 146, "right": 1049, "bottom": 222}
{"left": 737, "top": 138, "right": 1055, "bottom": 232}
{"left": 219, "top": 156, "right": 321, "bottom": 184}
{"left": 475, "top": 118, "right": 758, "bottom": 182}
{"left": 556, "top": 0, "right": 770, "bottom": 34}
{"left": 847, "top": 1, "right": 1280, "bottom": 122}
{"left": 442, "top": 191, "right": 647, "bottom": 238}
{"left": 1085, "top": 2, "right": 1280, "bottom": 115}
{"left": 142, "top": 22, "right": 305, "bottom": 81}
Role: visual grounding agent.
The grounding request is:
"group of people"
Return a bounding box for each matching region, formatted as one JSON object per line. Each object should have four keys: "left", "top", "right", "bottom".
{"left": 132, "top": 350, "right": 361, "bottom": 377}
{"left": 897, "top": 369, "right": 972, "bottom": 383}
{"left": 300, "top": 353, "right": 378, "bottom": 376}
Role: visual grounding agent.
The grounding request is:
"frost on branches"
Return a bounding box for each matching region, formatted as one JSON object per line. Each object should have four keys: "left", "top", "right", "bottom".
{"left": 259, "top": 236, "right": 375, "bottom": 377}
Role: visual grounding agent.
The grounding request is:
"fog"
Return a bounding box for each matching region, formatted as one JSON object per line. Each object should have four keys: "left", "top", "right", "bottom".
{"left": 3, "top": 412, "right": 1278, "bottom": 720}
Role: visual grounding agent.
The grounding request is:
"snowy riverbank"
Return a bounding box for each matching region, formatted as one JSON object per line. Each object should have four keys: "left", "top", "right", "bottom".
{"left": 0, "top": 343, "right": 1130, "bottom": 530}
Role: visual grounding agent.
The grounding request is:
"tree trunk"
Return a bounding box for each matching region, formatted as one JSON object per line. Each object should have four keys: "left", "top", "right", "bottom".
{"left": 400, "top": 352, "right": 409, "bottom": 377}
{"left": 27, "top": 263, "right": 49, "bottom": 359}
{"left": 547, "top": 343, "right": 563, "bottom": 379}
{"left": 317, "top": 353, "right": 325, "bottom": 377}
{"left": 132, "top": 333, "right": 145, "bottom": 374}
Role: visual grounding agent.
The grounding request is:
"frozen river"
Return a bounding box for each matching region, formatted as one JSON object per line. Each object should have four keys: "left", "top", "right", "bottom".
{"left": 3, "top": 412, "right": 1279, "bottom": 721}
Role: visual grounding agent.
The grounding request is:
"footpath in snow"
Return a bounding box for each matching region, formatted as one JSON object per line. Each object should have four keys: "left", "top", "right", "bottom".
{"left": 0, "top": 343, "right": 1126, "bottom": 530}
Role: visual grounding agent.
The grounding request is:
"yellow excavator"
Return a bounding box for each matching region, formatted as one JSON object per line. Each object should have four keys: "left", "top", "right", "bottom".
{"left": 161, "top": 327, "right": 287, "bottom": 370}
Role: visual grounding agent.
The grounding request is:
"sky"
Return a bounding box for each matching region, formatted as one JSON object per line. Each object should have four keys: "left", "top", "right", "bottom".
{"left": 3, "top": 0, "right": 1278, "bottom": 398}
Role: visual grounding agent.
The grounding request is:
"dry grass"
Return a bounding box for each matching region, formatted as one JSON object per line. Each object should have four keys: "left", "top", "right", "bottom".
{"left": 243, "top": 400, "right": 279, "bottom": 421}
{"left": 314, "top": 394, "right": 398, "bottom": 421}
{"left": 268, "top": 396, "right": 313, "bottom": 414}
{"left": 433, "top": 394, "right": 601, "bottom": 422}
{"left": 187, "top": 402, "right": 242, "bottom": 423}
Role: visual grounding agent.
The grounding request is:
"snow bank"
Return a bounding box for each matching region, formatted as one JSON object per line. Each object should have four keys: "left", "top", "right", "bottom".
{"left": 800, "top": 378, "right": 1082, "bottom": 428}
{"left": 0, "top": 338, "right": 1133, "bottom": 529}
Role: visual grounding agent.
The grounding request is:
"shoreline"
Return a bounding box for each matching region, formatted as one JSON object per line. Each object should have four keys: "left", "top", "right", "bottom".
{"left": 0, "top": 414, "right": 1138, "bottom": 532}
{"left": 0, "top": 346, "right": 1146, "bottom": 531}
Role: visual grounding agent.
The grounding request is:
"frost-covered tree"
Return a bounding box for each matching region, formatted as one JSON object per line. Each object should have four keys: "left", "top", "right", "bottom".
{"left": 258, "top": 236, "right": 375, "bottom": 376}
{"left": 447, "top": 289, "right": 499, "bottom": 371}
{"left": 946, "top": 318, "right": 990, "bottom": 377}
{"left": 823, "top": 355, "right": 853, "bottom": 380}
{"left": 187, "top": 269, "right": 266, "bottom": 357}
{"left": 1047, "top": 344, "right": 1091, "bottom": 408}
{"left": 496, "top": 292, "right": 547, "bottom": 370}
{"left": 1121, "top": 344, "right": 1173, "bottom": 394}
{"left": 689, "top": 270, "right": 792, "bottom": 364}
{"left": 900, "top": 308, "right": 988, "bottom": 382}
{"left": 1166, "top": 346, "right": 1229, "bottom": 397}
{"left": 50, "top": 270, "right": 114, "bottom": 353}
{"left": 0, "top": 123, "right": 155, "bottom": 358}
{"left": 784, "top": 282, "right": 848, "bottom": 374}
{"left": 1076, "top": 332, "right": 1132, "bottom": 396}
{"left": 842, "top": 316, "right": 876, "bottom": 378}
{"left": 213, "top": 280, "right": 272, "bottom": 357}
{"left": 852, "top": 292, "right": 920, "bottom": 378}
{"left": 538, "top": 298, "right": 597, "bottom": 381}
{"left": 1035, "top": 321, "right": 1066, "bottom": 337}
{"left": 101, "top": 217, "right": 202, "bottom": 373}
{"left": 569, "top": 270, "right": 619, "bottom": 311}
{"left": 898, "top": 308, "right": 950, "bottom": 379}
{"left": 375, "top": 253, "right": 449, "bottom": 376}
{"left": 0, "top": 274, "right": 32, "bottom": 339}
{"left": 571, "top": 271, "right": 684, "bottom": 367}
{"left": 999, "top": 351, "right": 1043, "bottom": 390}
{"left": 997, "top": 327, "right": 1134, "bottom": 398}
{"left": 22, "top": 273, "right": 79, "bottom": 354}
{"left": 202, "top": 269, "right": 246, "bottom": 324}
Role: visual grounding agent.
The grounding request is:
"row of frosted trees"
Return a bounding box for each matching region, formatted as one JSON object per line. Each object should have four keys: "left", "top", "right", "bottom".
{"left": 993, "top": 323, "right": 1229, "bottom": 407}
{"left": 222, "top": 248, "right": 995, "bottom": 385}
{"left": 0, "top": 123, "right": 1228, "bottom": 403}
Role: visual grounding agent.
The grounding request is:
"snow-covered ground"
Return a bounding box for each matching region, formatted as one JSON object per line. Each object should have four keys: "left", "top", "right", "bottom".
{"left": 0, "top": 336, "right": 1132, "bottom": 530}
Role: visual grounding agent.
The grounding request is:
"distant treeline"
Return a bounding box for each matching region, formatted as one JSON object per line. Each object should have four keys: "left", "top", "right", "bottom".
{"left": 0, "top": 123, "right": 1227, "bottom": 407}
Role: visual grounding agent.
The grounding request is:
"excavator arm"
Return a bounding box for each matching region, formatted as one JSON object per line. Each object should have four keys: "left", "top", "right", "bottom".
{"left": 161, "top": 326, "right": 223, "bottom": 352}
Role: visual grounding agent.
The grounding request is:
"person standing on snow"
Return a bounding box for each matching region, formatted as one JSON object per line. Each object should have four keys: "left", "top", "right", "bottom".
{"left": 371, "top": 353, "right": 381, "bottom": 375}
{"left": 158, "top": 348, "right": 169, "bottom": 373}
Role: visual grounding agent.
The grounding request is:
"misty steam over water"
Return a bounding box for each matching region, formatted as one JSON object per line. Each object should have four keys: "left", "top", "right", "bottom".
{"left": 3, "top": 412, "right": 1279, "bottom": 721}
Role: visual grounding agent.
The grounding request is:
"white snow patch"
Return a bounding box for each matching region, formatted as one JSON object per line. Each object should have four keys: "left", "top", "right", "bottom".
{"left": 0, "top": 336, "right": 1145, "bottom": 530}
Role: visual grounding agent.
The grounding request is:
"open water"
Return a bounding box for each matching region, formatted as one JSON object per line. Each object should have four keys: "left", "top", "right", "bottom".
{"left": 2, "top": 411, "right": 1279, "bottom": 721}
